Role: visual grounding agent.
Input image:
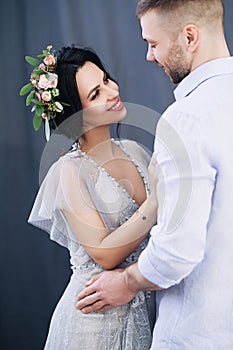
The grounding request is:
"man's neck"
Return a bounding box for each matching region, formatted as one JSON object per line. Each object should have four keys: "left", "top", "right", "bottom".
{"left": 191, "top": 34, "right": 230, "bottom": 72}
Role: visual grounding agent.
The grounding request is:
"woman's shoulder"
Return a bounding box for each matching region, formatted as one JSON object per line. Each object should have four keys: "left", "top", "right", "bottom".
{"left": 114, "top": 138, "right": 138, "bottom": 149}
{"left": 42, "top": 147, "right": 86, "bottom": 184}
{"left": 115, "top": 138, "right": 151, "bottom": 156}
{"left": 114, "top": 138, "right": 152, "bottom": 168}
{"left": 55, "top": 146, "right": 86, "bottom": 166}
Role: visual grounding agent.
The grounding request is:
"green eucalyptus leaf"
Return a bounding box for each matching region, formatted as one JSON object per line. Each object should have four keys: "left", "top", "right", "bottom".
{"left": 19, "top": 82, "right": 33, "bottom": 96}
{"left": 25, "top": 56, "right": 41, "bottom": 67}
{"left": 33, "top": 69, "right": 47, "bottom": 74}
{"left": 43, "top": 50, "right": 48, "bottom": 56}
{"left": 26, "top": 90, "right": 35, "bottom": 106}
{"left": 37, "top": 54, "right": 46, "bottom": 59}
{"left": 33, "top": 114, "right": 42, "bottom": 131}
{"left": 31, "top": 99, "right": 43, "bottom": 106}
{"left": 35, "top": 106, "right": 44, "bottom": 117}
{"left": 60, "top": 101, "right": 70, "bottom": 106}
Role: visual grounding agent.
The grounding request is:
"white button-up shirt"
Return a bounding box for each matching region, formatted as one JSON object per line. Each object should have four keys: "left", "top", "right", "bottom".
{"left": 138, "top": 57, "right": 233, "bottom": 349}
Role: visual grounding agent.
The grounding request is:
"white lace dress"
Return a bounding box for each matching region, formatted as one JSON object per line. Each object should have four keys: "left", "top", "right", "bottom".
{"left": 29, "top": 139, "right": 154, "bottom": 350}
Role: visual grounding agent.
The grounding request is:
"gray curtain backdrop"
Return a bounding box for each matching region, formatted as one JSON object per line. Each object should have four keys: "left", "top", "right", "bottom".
{"left": 1, "top": 1, "right": 232, "bottom": 349}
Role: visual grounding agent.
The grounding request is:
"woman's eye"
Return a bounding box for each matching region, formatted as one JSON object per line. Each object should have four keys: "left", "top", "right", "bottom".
{"left": 104, "top": 76, "right": 109, "bottom": 84}
{"left": 90, "top": 90, "right": 99, "bottom": 101}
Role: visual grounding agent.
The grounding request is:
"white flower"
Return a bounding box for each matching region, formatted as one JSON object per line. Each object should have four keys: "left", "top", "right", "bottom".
{"left": 54, "top": 101, "right": 63, "bottom": 112}
{"left": 38, "top": 74, "right": 50, "bottom": 89}
{"left": 47, "top": 73, "right": 58, "bottom": 88}
{"left": 38, "top": 73, "right": 58, "bottom": 90}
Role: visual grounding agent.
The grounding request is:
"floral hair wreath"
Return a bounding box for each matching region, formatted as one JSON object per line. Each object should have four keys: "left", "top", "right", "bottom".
{"left": 20, "top": 45, "right": 69, "bottom": 141}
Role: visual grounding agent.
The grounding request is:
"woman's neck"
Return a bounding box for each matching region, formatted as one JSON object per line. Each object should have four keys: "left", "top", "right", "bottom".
{"left": 80, "top": 126, "right": 113, "bottom": 156}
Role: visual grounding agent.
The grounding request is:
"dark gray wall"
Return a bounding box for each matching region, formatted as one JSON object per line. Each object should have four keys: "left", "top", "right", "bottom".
{"left": 1, "top": 1, "right": 233, "bottom": 349}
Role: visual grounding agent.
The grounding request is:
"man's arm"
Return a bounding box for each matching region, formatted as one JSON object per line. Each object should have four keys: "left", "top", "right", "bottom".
{"left": 125, "top": 262, "right": 164, "bottom": 292}
{"left": 76, "top": 262, "right": 163, "bottom": 313}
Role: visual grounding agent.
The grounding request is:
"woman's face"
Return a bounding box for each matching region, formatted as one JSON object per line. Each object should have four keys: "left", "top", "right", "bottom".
{"left": 76, "top": 61, "right": 126, "bottom": 129}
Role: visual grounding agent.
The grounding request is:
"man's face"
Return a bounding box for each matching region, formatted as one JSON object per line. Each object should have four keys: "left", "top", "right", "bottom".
{"left": 140, "top": 10, "right": 191, "bottom": 84}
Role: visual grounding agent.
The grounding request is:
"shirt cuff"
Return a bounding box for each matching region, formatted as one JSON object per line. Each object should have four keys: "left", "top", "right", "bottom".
{"left": 138, "top": 242, "right": 178, "bottom": 289}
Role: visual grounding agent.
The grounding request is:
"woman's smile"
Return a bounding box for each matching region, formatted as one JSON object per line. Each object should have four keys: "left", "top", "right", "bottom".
{"left": 108, "top": 98, "right": 124, "bottom": 112}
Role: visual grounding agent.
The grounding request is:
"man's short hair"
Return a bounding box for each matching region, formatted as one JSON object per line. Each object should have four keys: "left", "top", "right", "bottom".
{"left": 136, "top": 0, "right": 224, "bottom": 29}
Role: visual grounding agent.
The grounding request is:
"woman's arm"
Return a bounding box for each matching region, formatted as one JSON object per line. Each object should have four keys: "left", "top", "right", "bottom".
{"left": 63, "top": 192, "right": 157, "bottom": 269}
{"left": 62, "top": 155, "right": 158, "bottom": 269}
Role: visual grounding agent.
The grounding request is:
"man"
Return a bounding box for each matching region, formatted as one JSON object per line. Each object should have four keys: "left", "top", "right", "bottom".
{"left": 77, "top": 0, "right": 233, "bottom": 348}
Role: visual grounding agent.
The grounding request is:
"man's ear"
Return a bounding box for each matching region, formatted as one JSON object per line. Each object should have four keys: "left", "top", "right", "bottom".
{"left": 183, "top": 24, "right": 200, "bottom": 52}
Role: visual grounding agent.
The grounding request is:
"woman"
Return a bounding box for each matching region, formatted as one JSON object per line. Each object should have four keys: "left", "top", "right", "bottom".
{"left": 26, "top": 46, "right": 158, "bottom": 349}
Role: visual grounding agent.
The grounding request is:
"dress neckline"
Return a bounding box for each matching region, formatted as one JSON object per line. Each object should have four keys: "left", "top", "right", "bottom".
{"left": 70, "top": 139, "right": 150, "bottom": 206}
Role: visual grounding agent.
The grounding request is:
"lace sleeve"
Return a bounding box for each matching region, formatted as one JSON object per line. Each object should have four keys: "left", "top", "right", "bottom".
{"left": 28, "top": 153, "right": 95, "bottom": 248}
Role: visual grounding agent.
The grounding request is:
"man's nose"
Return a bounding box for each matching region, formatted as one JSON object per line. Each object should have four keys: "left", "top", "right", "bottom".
{"left": 146, "top": 46, "right": 156, "bottom": 62}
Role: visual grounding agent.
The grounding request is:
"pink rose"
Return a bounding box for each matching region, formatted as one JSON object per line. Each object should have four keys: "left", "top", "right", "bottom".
{"left": 54, "top": 101, "right": 63, "bottom": 112}
{"left": 41, "top": 91, "right": 52, "bottom": 102}
{"left": 39, "top": 63, "right": 46, "bottom": 70}
{"left": 35, "top": 92, "right": 41, "bottom": 101}
{"left": 44, "top": 54, "right": 56, "bottom": 66}
{"left": 38, "top": 74, "right": 50, "bottom": 89}
{"left": 31, "top": 79, "right": 37, "bottom": 86}
{"left": 42, "top": 113, "right": 47, "bottom": 119}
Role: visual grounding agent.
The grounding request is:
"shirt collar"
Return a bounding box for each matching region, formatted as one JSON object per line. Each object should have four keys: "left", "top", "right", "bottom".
{"left": 174, "top": 57, "right": 233, "bottom": 101}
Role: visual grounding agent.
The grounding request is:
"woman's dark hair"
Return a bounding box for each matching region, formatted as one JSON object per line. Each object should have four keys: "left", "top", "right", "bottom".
{"left": 52, "top": 46, "right": 115, "bottom": 140}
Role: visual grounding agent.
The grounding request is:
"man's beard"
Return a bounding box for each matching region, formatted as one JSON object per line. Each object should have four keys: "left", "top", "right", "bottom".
{"left": 165, "top": 43, "right": 191, "bottom": 84}
{"left": 169, "top": 67, "right": 190, "bottom": 84}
